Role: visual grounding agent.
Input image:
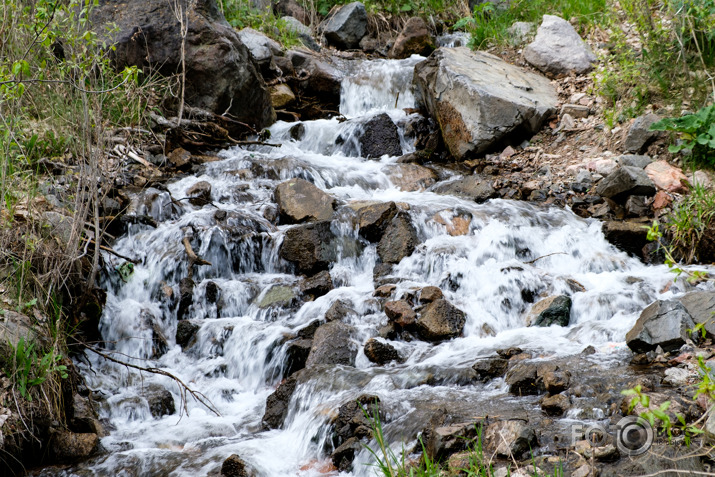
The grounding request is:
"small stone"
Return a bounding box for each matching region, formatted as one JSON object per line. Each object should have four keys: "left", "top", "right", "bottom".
{"left": 325, "top": 299, "right": 356, "bottom": 322}
{"left": 364, "top": 338, "right": 402, "bottom": 365}
{"left": 526, "top": 295, "right": 571, "bottom": 327}
{"left": 561, "top": 104, "right": 589, "bottom": 118}
{"left": 416, "top": 299, "right": 466, "bottom": 342}
{"left": 624, "top": 113, "right": 661, "bottom": 153}
{"left": 269, "top": 83, "right": 296, "bottom": 109}
{"left": 385, "top": 300, "right": 416, "bottom": 327}
{"left": 472, "top": 357, "right": 509, "bottom": 381}
{"left": 300, "top": 271, "right": 333, "bottom": 298}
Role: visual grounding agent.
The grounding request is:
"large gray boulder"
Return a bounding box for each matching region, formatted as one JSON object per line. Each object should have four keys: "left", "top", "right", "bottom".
{"left": 523, "top": 15, "right": 597, "bottom": 76}
{"left": 321, "top": 2, "right": 368, "bottom": 49}
{"left": 596, "top": 166, "right": 656, "bottom": 202}
{"left": 626, "top": 300, "right": 697, "bottom": 353}
{"left": 274, "top": 178, "right": 335, "bottom": 224}
{"left": 305, "top": 322, "right": 357, "bottom": 367}
{"left": 413, "top": 47, "right": 557, "bottom": 160}
{"left": 279, "top": 221, "right": 337, "bottom": 273}
{"left": 678, "top": 291, "right": 715, "bottom": 338}
{"left": 91, "top": 0, "right": 275, "bottom": 129}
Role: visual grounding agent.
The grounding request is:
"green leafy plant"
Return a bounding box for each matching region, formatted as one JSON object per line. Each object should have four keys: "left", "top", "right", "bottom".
{"left": 650, "top": 104, "right": 715, "bottom": 165}
{"left": 5, "top": 337, "right": 68, "bottom": 401}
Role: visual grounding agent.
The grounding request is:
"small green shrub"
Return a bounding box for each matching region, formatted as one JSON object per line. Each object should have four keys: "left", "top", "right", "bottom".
{"left": 650, "top": 104, "right": 715, "bottom": 166}
{"left": 4, "top": 337, "right": 68, "bottom": 402}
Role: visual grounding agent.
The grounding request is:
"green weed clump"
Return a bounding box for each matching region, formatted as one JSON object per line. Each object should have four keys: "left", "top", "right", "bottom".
{"left": 3, "top": 336, "right": 68, "bottom": 402}
{"left": 650, "top": 104, "right": 715, "bottom": 167}
{"left": 219, "top": 0, "right": 303, "bottom": 47}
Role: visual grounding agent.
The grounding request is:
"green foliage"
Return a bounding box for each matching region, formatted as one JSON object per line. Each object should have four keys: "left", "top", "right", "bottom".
{"left": 455, "top": 0, "right": 606, "bottom": 50}
{"left": 4, "top": 337, "right": 68, "bottom": 402}
{"left": 219, "top": 0, "right": 302, "bottom": 47}
{"left": 646, "top": 183, "right": 715, "bottom": 265}
{"left": 650, "top": 104, "right": 715, "bottom": 166}
{"left": 303, "top": 0, "right": 455, "bottom": 19}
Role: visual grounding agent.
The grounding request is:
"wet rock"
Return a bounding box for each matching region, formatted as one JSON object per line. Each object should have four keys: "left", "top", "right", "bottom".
{"left": 358, "top": 202, "right": 398, "bottom": 242}
{"left": 419, "top": 286, "right": 443, "bottom": 303}
{"left": 238, "top": 27, "right": 281, "bottom": 68}
{"left": 416, "top": 299, "right": 466, "bottom": 342}
{"left": 678, "top": 291, "right": 715, "bottom": 338}
{"left": 269, "top": 83, "right": 296, "bottom": 109}
{"left": 288, "top": 49, "right": 343, "bottom": 104}
{"left": 332, "top": 395, "right": 379, "bottom": 452}
{"left": 274, "top": 178, "right": 335, "bottom": 224}
{"left": 433, "top": 212, "right": 472, "bottom": 236}
{"left": 257, "top": 285, "right": 296, "bottom": 308}
{"left": 177, "top": 277, "right": 195, "bottom": 320}
{"left": 389, "top": 17, "right": 435, "bottom": 59}
{"left": 92, "top": 0, "right": 274, "bottom": 129}
{"left": 144, "top": 385, "right": 176, "bottom": 418}
{"left": 364, "top": 338, "right": 402, "bottom": 365}
{"left": 385, "top": 164, "right": 437, "bottom": 191}
{"left": 432, "top": 175, "right": 496, "bottom": 202}
{"left": 321, "top": 2, "right": 368, "bottom": 49}
{"left": 526, "top": 295, "right": 571, "bottom": 327}
{"left": 541, "top": 393, "right": 570, "bottom": 416}
{"left": 624, "top": 113, "right": 662, "bottom": 153}
{"left": 618, "top": 154, "right": 653, "bottom": 169}
{"left": 300, "top": 271, "right": 333, "bottom": 298}
{"left": 325, "top": 299, "right": 356, "bottom": 322}
{"left": 50, "top": 430, "right": 98, "bottom": 463}
{"left": 297, "top": 320, "right": 322, "bottom": 339}
{"left": 359, "top": 113, "right": 402, "bottom": 159}
{"left": 523, "top": 15, "right": 597, "bottom": 75}
{"left": 645, "top": 160, "right": 688, "bottom": 194}
{"left": 205, "top": 281, "right": 221, "bottom": 304}
{"left": 596, "top": 166, "right": 656, "bottom": 202}
{"left": 542, "top": 369, "right": 571, "bottom": 394}
{"left": 262, "top": 374, "right": 298, "bottom": 429}
{"left": 69, "top": 394, "right": 104, "bottom": 436}
{"left": 626, "top": 300, "right": 697, "bottom": 353}
{"left": 602, "top": 220, "right": 649, "bottom": 257}
{"left": 373, "top": 284, "right": 396, "bottom": 298}
{"left": 472, "top": 357, "right": 509, "bottom": 382}
{"left": 285, "top": 339, "right": 312, "bottom": 376}
{"left": 176, "top": 320, "right": 200, "bottom": 349}
{"left": 186, "top": 181, "right": 212, "bottom": 206}
{"left": 289, "top": 123, "right": 306, "bottom": 141}
{"left": 414, "top": 47, "right": 557, "bottom": 159}
{"left": 385, "top": 300, "right": 416, "bottom": 328}
{"left": 331, "top": 437, "right": 361, "bottom": 472}
{"left": 221, "top": 454, "right": 253, "bottom": 477}
{"left": 377, "top": 214, "right": 418, "bottom": 264}
{"left": 306, "top": 322, "right": 357, "bottom": 368}
{"left": 279, "top": 221, "right": 337, "bottom": 274}
{"left": 505, "top": 362, "right": 544, "bottom": 395}
{"left": 497, "top": 347, "right": 523, "bottom": 359}
{"left": 483, "top": 420, "right": 537, "bottom": 459}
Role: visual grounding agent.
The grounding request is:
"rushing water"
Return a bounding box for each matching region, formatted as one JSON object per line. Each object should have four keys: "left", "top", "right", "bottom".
{"left": 40, "top": 52, "right": 701, "bottom": 477}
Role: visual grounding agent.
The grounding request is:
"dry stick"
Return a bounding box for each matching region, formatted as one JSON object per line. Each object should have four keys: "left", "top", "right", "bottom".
{"left": 182, "top": 236, "right": 212, "bottom": 267}
{"left": 85, "top": 345, "right": 220, "bottom": 417}
{"left": 523, "top": 252, "right": 567, "bottom": 265}
{"left": 79, "top": 236, "right": 140, "bottom": 264}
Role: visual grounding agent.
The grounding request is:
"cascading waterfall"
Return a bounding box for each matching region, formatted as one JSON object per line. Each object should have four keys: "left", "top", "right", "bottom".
{"left": 40, "top": 50, "right": 699, "bottom": 477}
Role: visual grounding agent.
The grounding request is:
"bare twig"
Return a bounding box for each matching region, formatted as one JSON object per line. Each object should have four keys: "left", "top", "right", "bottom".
{"left": 523, "top": 252, "right": 567, "bottom": 265}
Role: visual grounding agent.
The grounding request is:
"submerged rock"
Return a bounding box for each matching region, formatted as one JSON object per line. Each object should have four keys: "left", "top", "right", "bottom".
{"left": 143, "top": 385, "right": 176, "bottom": 418}
{"left": 626, "top": 300, "right": 697, "bottom": 353}
{"left": 523, "top": 15, "right": 597, "bottom": 75}
{"left": 305, "top": 321, "right": 357, "bottom": 367}
{"left": 414, "top": 47, "right": 557, "bottom": 160}
{"left": 416, "top": 299, "right": 466, "bottom": 341}
{"left": 285, "top": 339, "right": 312, "bottom": 376}
{"left": 274, "top": 178, "right": 335, "bottom": 224}
{"left": 262, "top": 374, "right": 298, "bottom": 429}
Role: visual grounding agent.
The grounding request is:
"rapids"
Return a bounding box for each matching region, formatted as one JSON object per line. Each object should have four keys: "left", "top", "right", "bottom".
{"left": 39, "top": 52, "right": 700, "bottom": 477}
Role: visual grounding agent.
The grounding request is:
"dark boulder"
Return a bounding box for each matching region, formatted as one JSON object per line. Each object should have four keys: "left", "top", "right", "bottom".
{"left": 541, "top": 393, "right": 570, "bottom": 416}
{"left": 331, "top": 437, "right": 361, "bottom": 472}
{"left": 300, "top": 270, "right": 333, "bottom": 298}
{"left": 358, "top": 202, "right": 398, "bottom": 242}
{"left": 262, "top": 374, "right": 298, "bottom": 429}
{"left": 221, "top": 454, "right": 253, "bottom": 477}
{"left": 389, "top": 17, "right": 435, "bottom": 59}
{"left": 364, "top": 338, "right": 402, "bottom": 365}
{"left": 377, "top": 214, "right": 418, "bottom": 264}
{"left": 91, "top": 0, "right": 274, "bottom": 129}
{"left": 505, "top": 362, "right": 544, "bottom": 395}
{"left": 287, "top": 49, "right": 344, "bottom": 106}
{"left": 285, "top": 339, "right": 312, "bottom": 376}
{"left": 321, "top": 2, "right": 367, "bottom": 49}
{"left": 279, "top": 221, "right": 337, "bottom": 274}
{"left": 359, "top": 113, "right": 403, "bottom": 159}
{"left": 305, "top": 321, "right": 357, "bottom": 367}
{"left": 624, "top": 113, "right": 662, "bottom": 153}
{"left": 419, "top": 286, "right": 443, "bottom": 303}
{"left": 144, "top": 385, "right": 176, "bottom": 418}
{"left": 472, "top": 357, "right": 509, "bottom": 382}
{"left": 602, "top": 220, "right": 650, "bottom": 258}
{"left": 176, "top": 320, "right": 200, "bottom": 349}
{"left": 325, "top": 299, "right": 356, "bottom": 322}
{"left": 596, "top": 166, "right": 656, "bottom": 202}
{"left": 626, "top": 300, "right": 697, "bottom": 353}
{"left": 177, "top": 277, "right": 194, "bottom": 320}
{"left": 416, "top": 299, "right": 466, "bottom": 342}
{"left": 50, "top": 431, "right": 98, "bottom": 463}
{"left": 274, "top": 178, "right": 335, "bottom": 224}
{"left": 526, "top": 295, "right": 571, "bottom": 327}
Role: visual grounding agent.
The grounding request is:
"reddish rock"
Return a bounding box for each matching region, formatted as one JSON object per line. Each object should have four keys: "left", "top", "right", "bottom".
{"left": 384, "top": 300, "right": 416, "bottom": 327}
{"left": 652, "top": 190, "right": 672, "bottom": 210}
{"left": 419, "top": 286, "right": 443, "bottom": 303}
{"left": 645, "top": 160, "right": 688, "bottom": 193}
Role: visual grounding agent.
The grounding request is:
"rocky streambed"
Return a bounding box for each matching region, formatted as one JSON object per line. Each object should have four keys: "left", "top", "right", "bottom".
{"left": 27, "top": 7, "right": 715, "bottom": 477}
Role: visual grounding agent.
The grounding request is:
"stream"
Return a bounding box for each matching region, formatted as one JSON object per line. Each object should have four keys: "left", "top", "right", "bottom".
{"left": 40, "top": 50, "right": 698, "bottom": 476}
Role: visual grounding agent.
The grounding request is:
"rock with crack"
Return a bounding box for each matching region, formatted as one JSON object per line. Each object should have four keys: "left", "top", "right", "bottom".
{"left": 414, "top": 47, "right": 557, "bottom": 160}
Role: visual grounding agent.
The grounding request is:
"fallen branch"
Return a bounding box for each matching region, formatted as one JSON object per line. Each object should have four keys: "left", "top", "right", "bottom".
{"left": 80, "top": 236, "right": 140, "bottom": 264}
{"left": 523, "top": 252, "right": 567, "bottom": 265}
{"left": 182, "top": 236, "right": 211, "bottom": 267}
{"left": 85, "top": 345, "right": 220, "bottom": 417}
